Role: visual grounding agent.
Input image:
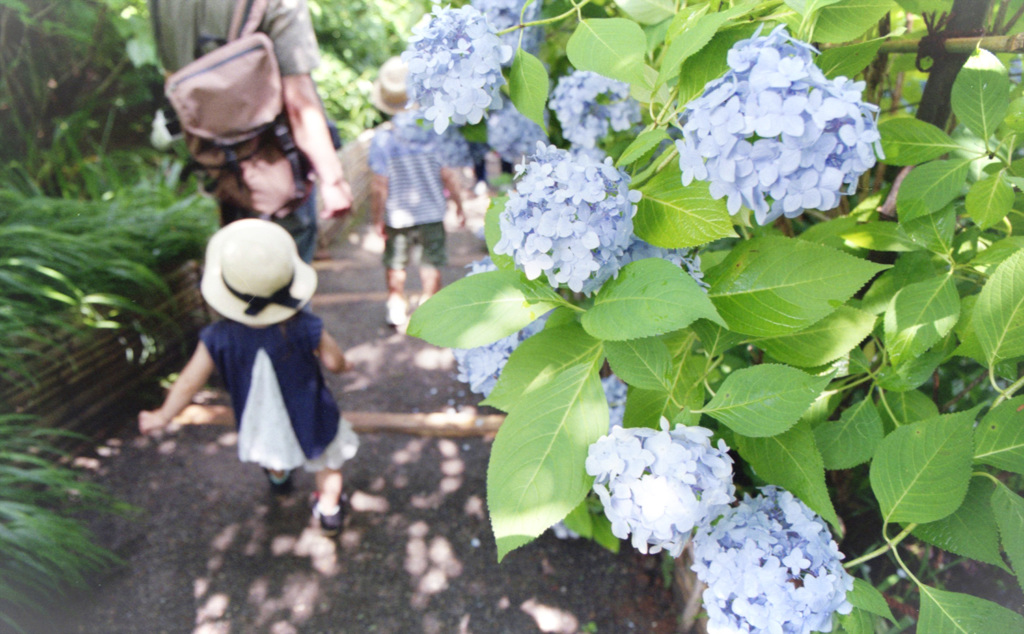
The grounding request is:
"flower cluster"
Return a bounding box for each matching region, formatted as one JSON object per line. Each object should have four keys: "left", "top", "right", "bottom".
{"left": 471, "top": 0, "right": 544, "bottom": 61}
{"left": 692, "top": 486, "right": 854, "bottom": 634}
{"left": 676, "top": 25, "right": 882, "bottom": 225}
{"left": 601, "top": 374, "right": 628, "bottom": 429}
{"left": 550, "top": 70, "right": 642, "bottom": 149}
{"left": 494, "top": 143, "right": 640, "bottom": 294}
{"left": 487, "top": 98, "right": 548, "bottom": 163}
{"left": 585, "top": 418, "right": 735, "bottom": 557}
{"left": 403, "top": 5, "right": 513, "bottom": 133}
{"left": 452, "top": 257, "right": 547, "bottom": 397}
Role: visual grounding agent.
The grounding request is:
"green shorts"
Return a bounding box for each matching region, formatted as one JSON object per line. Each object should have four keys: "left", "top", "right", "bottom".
{"left": 383, "top": 222, "right": 448, "bottom": 270}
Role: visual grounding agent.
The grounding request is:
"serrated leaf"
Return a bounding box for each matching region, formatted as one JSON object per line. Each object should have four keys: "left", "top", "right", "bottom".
{"left": 566, "top": 18, "right": 646, "bottom": 85}
{"left": 975, "top": 249, "right": 1024, "bottom": 366}
{"left": 913, "top": 478, "right": 1009, "bottom": 570}
{"left": 878, "top": 118, "right": 959, "bottom": 166}
{"left": 656, "top": 5, "right": 750, "bottom": 89}
{"left": 991, "top": 483, "right": 1024, "bottom": 594}
{"left": 870, "top": 411, "right": 975, "bottom": 524}
{"left": 974, "top": 396, "right": 1024, "bottom": 474}
{"left": 488, "top": 341, "right": 607, "bottom": 561}
{"left": 918, "top": 585, "right": 1024, "bottom": 633}
{"left": 614, "top": 0, "right": 675, "bottom": 24}
{"left": 883, "top": 273, "right": 960, "bottom": 366}
{"left": 813, "top": 0, "right": 899, "bottom": 43}
{"left": 624, "top": 355, "right": 706, "bottom": 428}
{"left": 877, "top": 334, "right": 957, "bottom": 392}
{"left": 735, "top": 421, "right": 840, "bottom": 530}
{"left": 582, "top": 258, "right": 723, "bottom": 341}
{"left": 896, "top": 159, "right": 972, "bottom": 222}
{"left": 484, "top": 196, "right": 515, "bottom": 270}
{"left": 408, "top": 270, "right": 567, "bottom": 348}
{"left": 509, "top": 51, "right": 549, "bottom": 132}
{"left": 677, "top": 25, "right": 756, "bottom": 105}
{"left": 838, "top": 221, "right": 917, "bottom": 252}
{"left": 817, "top": 39, "right": 883, "bottom": 79}
{"left": 616, "top": 129, "right": 669, "bottom": 168}
{"left": 966, "top": 171, "right": 1014, "bottom": 229}
{"left": 691, "top": 318, "right": 744, "bottom": 358}
{"left": 604, "top": 337, "right": 673, "bottom": 391}
{"left": 699, "top": 364, "right": 831, "bottom": 437}
{"left": 877, "top": 389, "right": 939, "bottom": 429}
{"left": 815, "top": 397, "right": 884, "bottom": 469}
{"left": 848, "top": 578, "right": 896, "bottom": 622}
{"left": 756, "top": 305, "right": 877, "bottom": 368}
{"left": 636, "top": 166, "right": 737, "bottom": 248}
{"left": 484, "top": 324, "right": 603, "bottom": 413}
{"left": 706, "top": 236, "right": 888, "bottom": 337}
{"left": 951, "top": 49, "right": 1010, "bottom": 141}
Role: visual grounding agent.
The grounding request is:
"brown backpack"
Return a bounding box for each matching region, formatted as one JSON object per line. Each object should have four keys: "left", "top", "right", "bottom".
{"left": 158, "top": 0, "right": 309, "bottom": 219}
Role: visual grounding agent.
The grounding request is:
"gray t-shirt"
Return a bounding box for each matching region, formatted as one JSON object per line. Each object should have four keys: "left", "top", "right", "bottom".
{"left": 151, "top": 0, "right": 320, "bottom": 75}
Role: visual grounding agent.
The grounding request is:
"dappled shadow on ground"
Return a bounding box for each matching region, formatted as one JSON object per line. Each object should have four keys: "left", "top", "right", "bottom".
{"left": 32, "top": 425, "right": 675, "bottom": 634}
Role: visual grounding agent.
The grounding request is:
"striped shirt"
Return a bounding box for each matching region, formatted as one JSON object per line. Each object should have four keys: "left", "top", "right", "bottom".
{"left": 368, "top": 110, "right": 467, "bottom": 228}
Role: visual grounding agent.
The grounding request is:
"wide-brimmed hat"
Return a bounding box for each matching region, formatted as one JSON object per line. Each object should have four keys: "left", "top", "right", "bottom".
{"left": 371, "top": 56, "right": 410, "bottom": 115}
{"left": 200, "top": 219, "right": 317, "bottom": 327}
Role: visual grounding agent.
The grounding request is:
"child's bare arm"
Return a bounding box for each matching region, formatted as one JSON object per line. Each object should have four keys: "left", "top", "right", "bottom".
{"left": 138, "top": 343, "right": 216, "bottom": 435}
{"left": 317, "top": 329, "right": 349, "bottom": 374}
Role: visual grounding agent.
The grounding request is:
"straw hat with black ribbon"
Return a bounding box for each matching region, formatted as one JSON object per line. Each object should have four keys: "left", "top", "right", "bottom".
{"left": 200, "top": 219, "right": 317, "bottom": 327}
{"left": 371, "top": 56, "right": 411, "bottom": 115}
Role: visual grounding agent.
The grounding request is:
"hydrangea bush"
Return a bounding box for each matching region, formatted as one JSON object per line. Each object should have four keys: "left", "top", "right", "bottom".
{"left": 471, "top": 0, "right": 543, "bottom": 60}
{"left": 408, "top": 1, "right": 1024, "bottom": 631}
{"left": 550, "top": 70, "right": 642, "bottom": 149}
{"left": 486, "top": 98, "right": 548, "bottom": 164}
{"left": 402, "top": 4, "right": 512, "bottom": 133}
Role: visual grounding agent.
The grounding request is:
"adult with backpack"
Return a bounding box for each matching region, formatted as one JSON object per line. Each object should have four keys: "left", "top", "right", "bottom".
{"left": 149, "top": 0, "right": 352, "bottom": 263}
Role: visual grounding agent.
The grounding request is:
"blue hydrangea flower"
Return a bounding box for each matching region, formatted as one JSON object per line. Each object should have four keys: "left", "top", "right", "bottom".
{"left": 550, "top": 70, "right": 642, "bottom": 149}
{"left": 471, "top": 0, "right": 544, "bottom": 61}
{"left": 676, "top": 25, "right": 883, "bottom": 225}
{"left": 691, "top": 486, "right": 855, "bottom": 634}
{"left": 602, "top": 374, "right": 628, "bottom": 430}
{"left": 452, "top": 257, "right": 547, "bottom": 397}
{"left": 585, "top": 418, "right": 735, "bottom": 557}
{"left": 403, "top": 5, "right": 513, "bottom": 133}
{"left": 487, "top": 97, "right": 548, "bottom": 163}
{"left": 494, "top": 143, "right": 640, "bottom": 294}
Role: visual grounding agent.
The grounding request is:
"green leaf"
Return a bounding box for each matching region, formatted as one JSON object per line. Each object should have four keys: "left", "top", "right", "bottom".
{"left": 706, "top": 236, "right": 888, "bottom": 337}
{"left": 677, "top": 25, "right": 756, "bottom": 105}
{"left": 870, "top": 411, "right": 975, "bottom": 524}
{"left": 815, "top": 397, "right": 884, "bottom": 469}
{"left": 756, "top": 305, "right": 877, "bottom": 368}
{"left": 966, "top": 171, "right": 1014, "bottom": 229}
{"left": 974, "top": 396, "right": 1024, "bottom": 474}
{"left": 951, "top": 49, "right": 1010, "bottom": 141}
{"left": 896, "top": 159, "right": 972, "bottom": 222}
{"left": 624, "top": 354, "right": 706, "bottom": 428}
{"left": 486, "top": 326, "right": 606, "bottom": 560}
{"left": 974, "top": 249, "right": 1024, "bottom": 365}
{"left": 509, "top": 51, "right": 549, "bottom": 132}
{"left": 877, "top": 389, "right": 939, "bottom": 429}
{"left": 566, "top": 19, "right": 646, "bottom": 85}
{"left": 560, "top": 498, "right": 594, "bottom": 539}
{"left": 699, "top": 364, "right": 831, "bottom": 437}
{"left": 883, "top": 274, "right": 960, "bottom": 366}
{"left": 582, "top": 258, "right": 723, "bottom": 341}
{"left": 838, "top": 608, "right": 876, "bottom": 634}
{"left": 691, "top": 318, "right": 744, "bottom": 358}
{"left": 901, "top": 205, "right": 956, "bottom": 254}
{"left": 656, "top": 5, "right": 750, "bottom": 89}
{"left": 635, "top": 166, "right": 737, "bottom": 248}
{"left": 485, "top": 324, "right": 603, "bottom": 413}
{"left": 878, "top": 118, "right": 959, "bottom": 166}
{"left": 614, "top": 0, "right": 675, "bottom": 24}
{"left": 991, "top": 482, "right": 1024, "bottom": 594}
{"left": 616, "top": 129, "right": 669, "bottom": 168}
{"left": 484, "top": 196, "right": 515, "bottom": 270}
{"left": 913, "top": 478, "right": 1009, "bottom": 570}
{"left": 918, "top": 585, "right": 1024, "bottom": 633}
{"left": 604, "top": 337, "right": 673, "bottom": 391}
{"left": 735, "top": 421, "right": 840, "bottom": 530}
{"left": 876, "top": 334, "right": 957, "bottom": 392}
{"left": 837, "top": 221, "right": 917, "bottom": 252}
{"left": 408, "top": 270, "right": 566, "bottom": 348}
{"left": 816, "top": 39, "right": 883, "bottom": 79}
{"left": 848, "top": 578, "right": 896, "bottom": 622}
{"left": 813, "top": 0, "right": 899, "bottom": 43}
{"left": 969, "top": 236, "right": 1024, "bottom": 272}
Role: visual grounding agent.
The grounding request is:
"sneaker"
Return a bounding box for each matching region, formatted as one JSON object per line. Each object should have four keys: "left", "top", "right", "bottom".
{"left": 263, "top": 468, "right": 293, "bottom": 496}
{"left": 385, "top": 297, "right": 408, "bottom": 327}
{"left": 314, "top": 501, "right": 346, "bottom": 536}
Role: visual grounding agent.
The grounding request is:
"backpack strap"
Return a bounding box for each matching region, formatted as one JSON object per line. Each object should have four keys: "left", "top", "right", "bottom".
{"left": 229, "top": 0, "right": 270, "bottom": 41}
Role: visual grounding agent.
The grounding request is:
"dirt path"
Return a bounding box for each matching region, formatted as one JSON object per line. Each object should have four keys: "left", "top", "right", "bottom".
{"left": 17, "top": 194, "right": 679, "bottom": 634}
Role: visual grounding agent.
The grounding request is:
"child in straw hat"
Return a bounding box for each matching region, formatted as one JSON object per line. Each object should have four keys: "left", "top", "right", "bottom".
{"left": 139, "top": 219, "right": 358, "bottom": 535}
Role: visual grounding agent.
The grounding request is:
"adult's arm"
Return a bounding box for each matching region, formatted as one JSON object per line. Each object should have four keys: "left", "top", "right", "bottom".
{"left": 281, "top": 73, "right": 353, "bottom": 219}
{"left": 370, "top": 173, "right": 389, "bottom": 238}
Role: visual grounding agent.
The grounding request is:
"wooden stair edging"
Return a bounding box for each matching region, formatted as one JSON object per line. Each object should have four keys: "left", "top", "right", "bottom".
{"left": 2, "top": 261, "right": 208, "bottom": 440}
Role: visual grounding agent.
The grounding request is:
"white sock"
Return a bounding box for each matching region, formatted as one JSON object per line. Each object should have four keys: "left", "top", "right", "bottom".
{"left": 317, "top": 501, "right": 341, "bottom": 516}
